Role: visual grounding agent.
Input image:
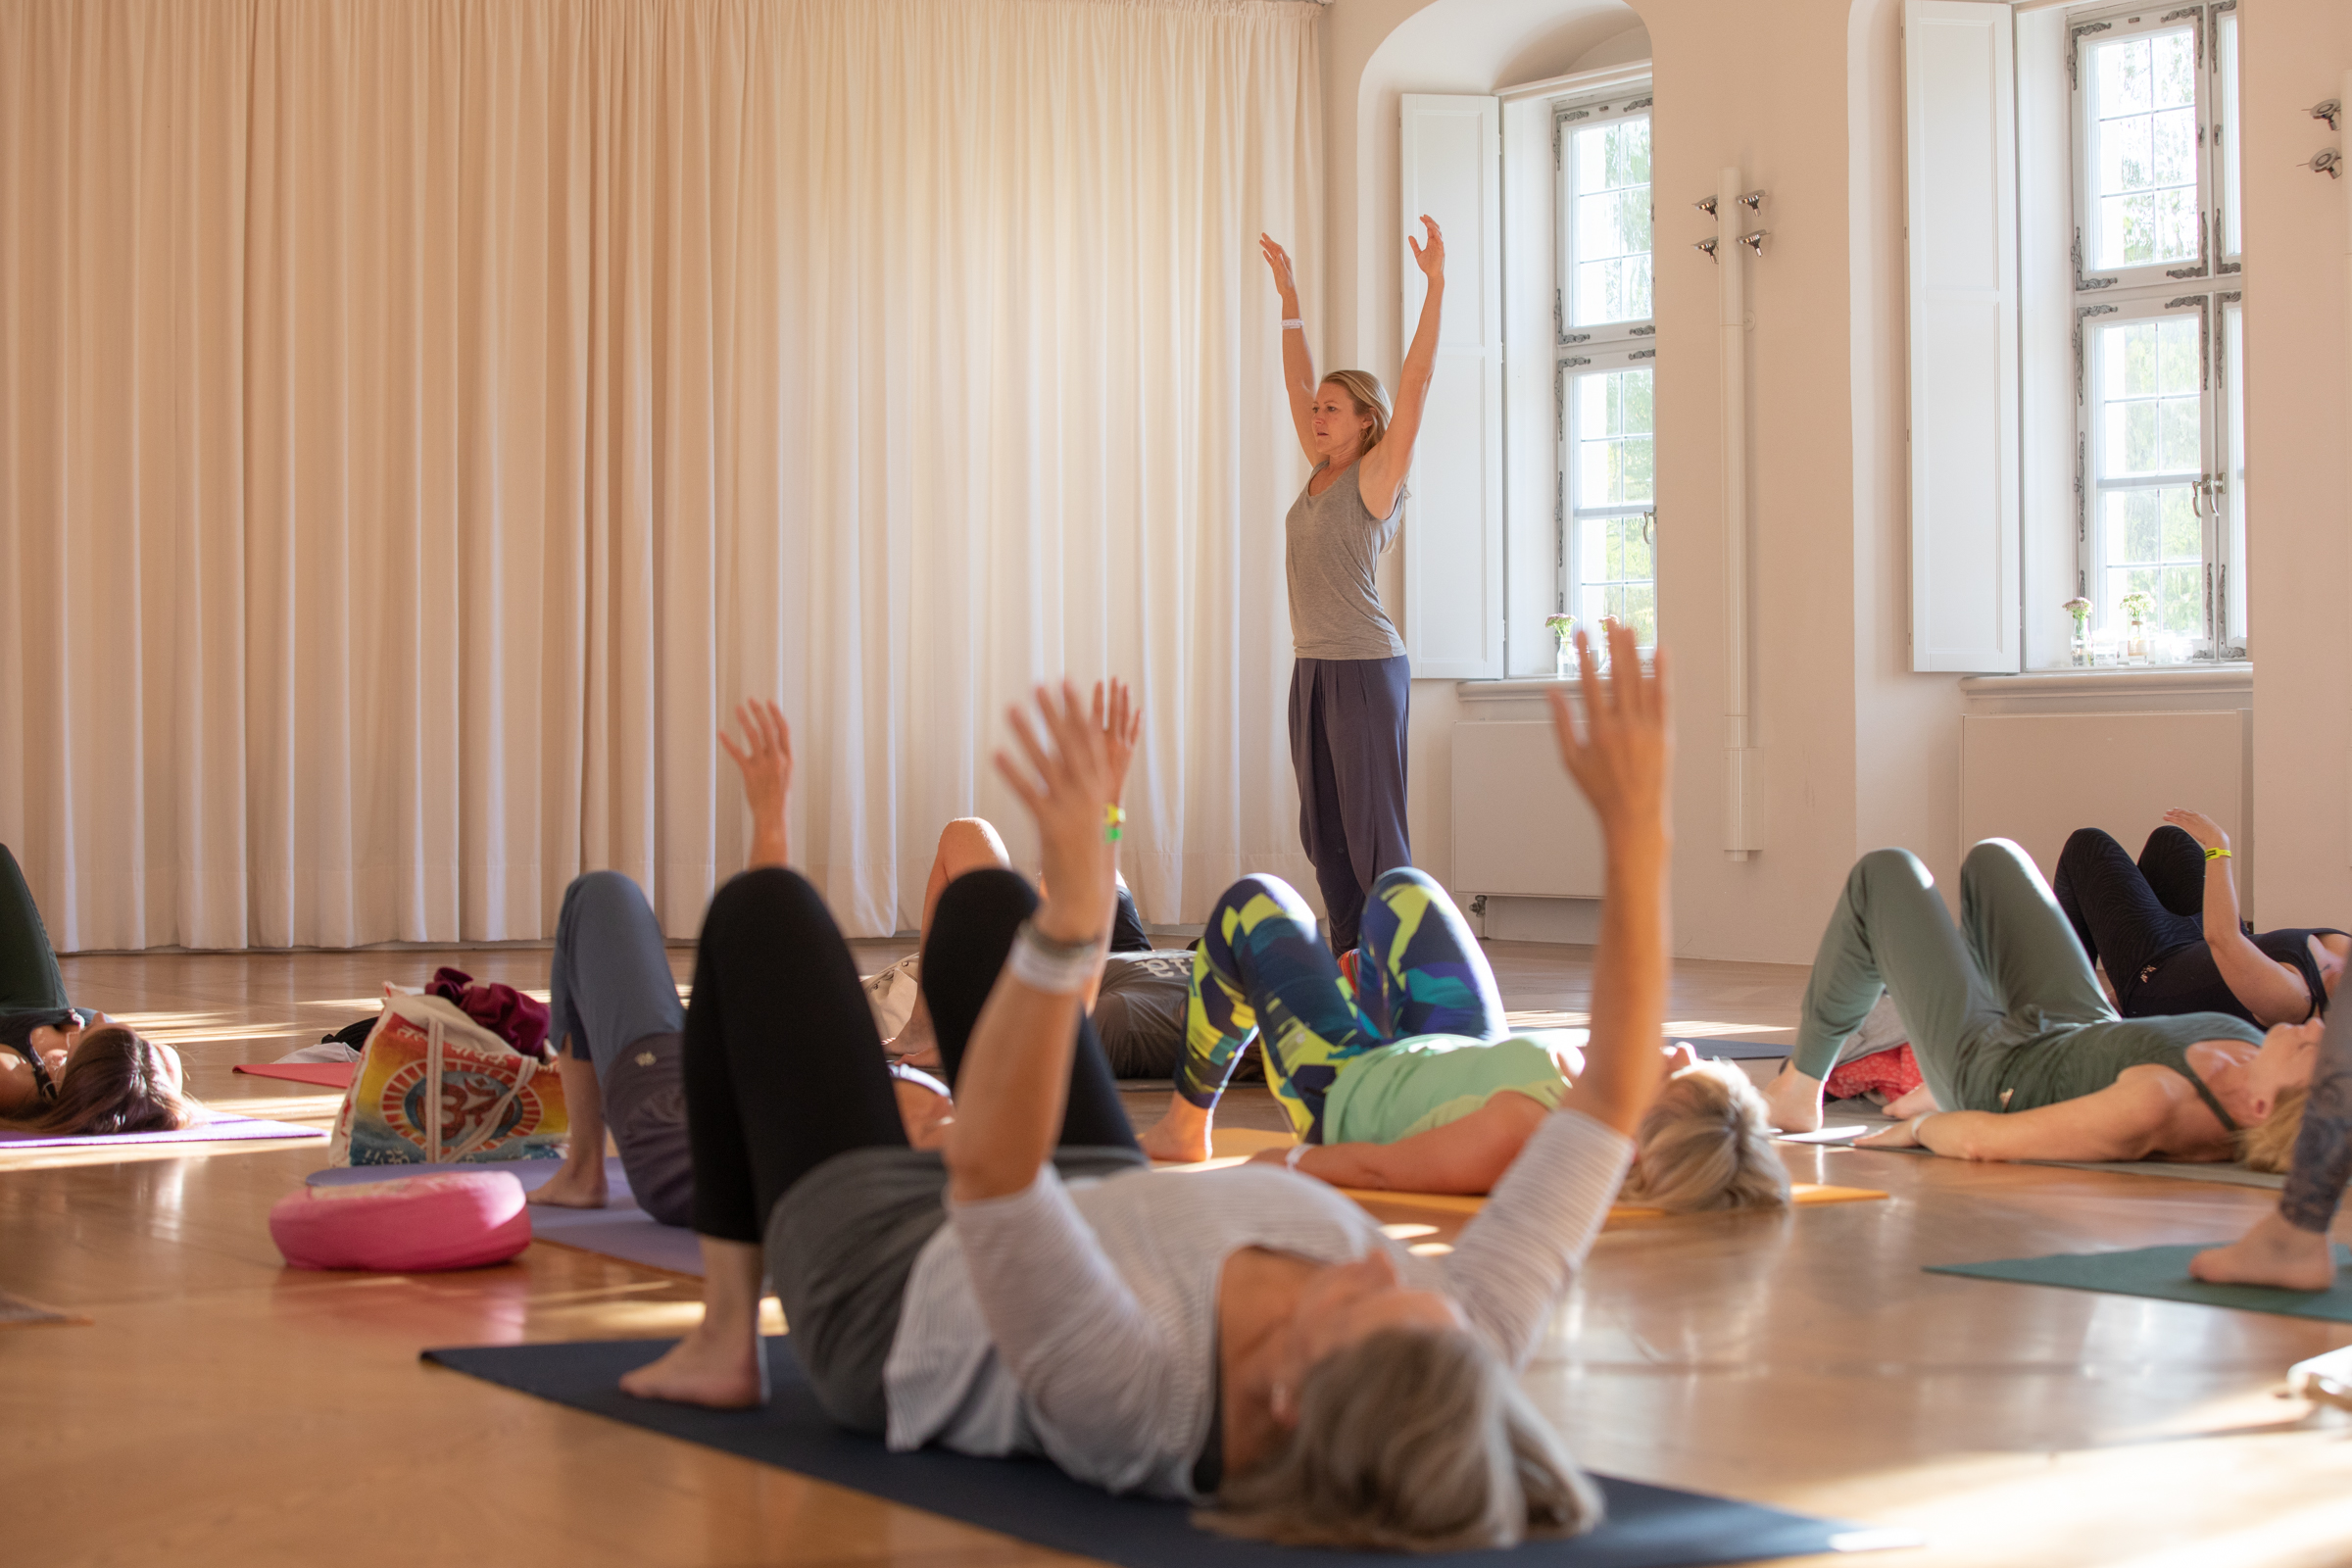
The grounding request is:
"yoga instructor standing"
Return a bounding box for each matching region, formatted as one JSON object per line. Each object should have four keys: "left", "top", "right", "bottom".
{"left": 1262, "top": 218, "right": 1445, "bottom": 954}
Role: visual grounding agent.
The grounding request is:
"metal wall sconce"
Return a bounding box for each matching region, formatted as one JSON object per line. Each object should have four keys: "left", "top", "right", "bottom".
{"left": 1693, "top": 236, "right": 1720, "bottom": 260}
{"left": 2306, "top": 148, "right": 2342, "bottom": 178}
{"left": 2313, "top": 98, "right": 2341, "bottom": 131}
{"left": 1739, "top": 229, "right": 1768, "bottom": 256}
{"left": 1736, "top": 189, "right": 1767, "bottom": 213}
{"left": 1695, "top": 195, "right": 1718, "bottom": 217}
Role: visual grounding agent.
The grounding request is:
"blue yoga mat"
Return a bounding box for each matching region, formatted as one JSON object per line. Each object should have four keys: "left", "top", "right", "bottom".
{"left": 1928, "top": 1244, "right": 2352, "bottom": 1323}
{"left": 423, "top": 1337, "right": 1911, "bottom": 1567}
{"left": 1674, "top": 1038, "right": 1789, "bottom": 1061}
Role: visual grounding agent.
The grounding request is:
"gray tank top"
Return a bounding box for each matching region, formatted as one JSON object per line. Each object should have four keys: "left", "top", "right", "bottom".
{"left": 1284, "top": 462, "right": 1407, "bottom": 661}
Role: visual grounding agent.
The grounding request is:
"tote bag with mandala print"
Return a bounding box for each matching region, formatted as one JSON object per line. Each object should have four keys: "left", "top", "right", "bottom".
{"left": 328, "top": 989, "right": 568, "bottom": 1166}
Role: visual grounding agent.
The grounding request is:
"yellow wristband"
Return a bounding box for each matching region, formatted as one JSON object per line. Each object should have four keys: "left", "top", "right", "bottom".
{"left": 2205, "top": 846, "right": 2230, "bottom": 861}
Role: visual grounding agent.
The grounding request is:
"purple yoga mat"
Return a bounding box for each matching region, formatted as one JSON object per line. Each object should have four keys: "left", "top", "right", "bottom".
{"left": 0, "top": 1113, "right": 326, "bottom": 1152}
{"left": 307, "top": 1156, "right": 706, "bottom": 1275}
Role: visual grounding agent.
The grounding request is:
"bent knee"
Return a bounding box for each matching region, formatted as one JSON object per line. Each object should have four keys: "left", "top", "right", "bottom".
{"left": 1962, "top": 838, "right": 2040, "bottom": 884}
{"left": 1852, "top": 847, "right": 1933, "bottom": 892}
{"left": 934, "top": 817, "right": 1010, "bottom": 879}
{"left": 564, "top": 868, "right": 653, "bottom": 923}
{"left": 929, "top": 864, "right": 1036, "bottom": 937}
{"left": 1371, "top": 865, "right": 1443, "bottom": 902}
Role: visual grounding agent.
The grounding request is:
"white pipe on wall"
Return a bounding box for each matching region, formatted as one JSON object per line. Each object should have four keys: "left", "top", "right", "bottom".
{"left": 1719, "top": 166, "right": 1760, "bottom": 858}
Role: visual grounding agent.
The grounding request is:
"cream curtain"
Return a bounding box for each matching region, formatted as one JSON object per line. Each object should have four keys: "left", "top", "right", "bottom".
{"left": 0, "top": 0, "right": 1323, "bottom": 949}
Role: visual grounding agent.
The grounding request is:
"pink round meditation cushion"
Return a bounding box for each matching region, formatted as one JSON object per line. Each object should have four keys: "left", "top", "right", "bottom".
{"left": 270, "top": 1170, "right": 532, "bottom": 1272}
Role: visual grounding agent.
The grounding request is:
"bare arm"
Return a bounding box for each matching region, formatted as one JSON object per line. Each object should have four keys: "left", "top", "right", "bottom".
{"left": 1871, "top": 1073, "right": 2186, "bottom": 1162}
{"left": 1358, "top": 216, "right": 1445, "bottom": 519}
{"left": 945, "top": 684, "right": 1124, "bottom": 1202}
{"left": 718, "top": 699, "right": 793, "bottom": 871}
{"left": 1279, "top": 1093, "right": 1548, "bottom": 1194}
{"left": 1545, "top": 622, "right": 1673, "bottom": 1138}
{"left": 1260, "top": 235, "right": 1317, "bottom": 462}
{"left": 2165, "top": 808, "right": 2312, "bottom": 1026}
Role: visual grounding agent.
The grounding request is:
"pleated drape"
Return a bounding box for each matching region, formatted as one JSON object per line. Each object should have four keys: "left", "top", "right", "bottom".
{"left": 0, "top": 0, "right": 1324, "bottom": 948}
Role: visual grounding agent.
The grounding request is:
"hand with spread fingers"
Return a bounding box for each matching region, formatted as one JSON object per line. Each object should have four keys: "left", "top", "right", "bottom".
{"left": 1546, "top": 619, "right": 1672, "bottom": 850}
{"left": 718, "top": 699, "right": 794, "bottom": 870}
{"left": 995, "top": 683, "right": 1122, "bottom": 948}
{"left": 1093, "top": 678, "right": 1144, "bottom": 810}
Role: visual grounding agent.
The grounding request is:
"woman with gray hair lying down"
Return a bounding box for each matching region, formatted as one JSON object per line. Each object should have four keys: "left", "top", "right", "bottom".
{"left": 622, "top": 624, "right": 1676, "bottom": 1550}
{"left": 1764, "top": 838, "right": 2322, "bottom": 1165}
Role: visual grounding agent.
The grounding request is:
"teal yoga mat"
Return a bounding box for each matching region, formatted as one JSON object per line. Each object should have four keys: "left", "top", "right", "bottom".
{"left": 1928, "top": 1244, "right": 2352, "bottom": 1322}
{"left": 424, "top": 1338, "right": 1918, "bottom": 1567}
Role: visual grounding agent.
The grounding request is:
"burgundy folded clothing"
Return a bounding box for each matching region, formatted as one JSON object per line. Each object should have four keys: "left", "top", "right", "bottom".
{"left": 426, "top": 967, "right": 552, "bottom": 1060}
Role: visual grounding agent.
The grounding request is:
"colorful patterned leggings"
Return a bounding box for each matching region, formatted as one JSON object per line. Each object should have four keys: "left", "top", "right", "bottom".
{"left": 1174, "top": 868, "right": 1504, "bottom": 1141}
{"left": 2281, "top": 1004, "right": 2352, "bottom": 1235}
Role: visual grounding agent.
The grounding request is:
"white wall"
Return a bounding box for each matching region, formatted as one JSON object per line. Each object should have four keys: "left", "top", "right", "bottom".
{"left": 2244, "top": 0, "right": 2352, "bottom": 929}
{"left": 1327, "top": 0, "right": 2352, "bottom": 959}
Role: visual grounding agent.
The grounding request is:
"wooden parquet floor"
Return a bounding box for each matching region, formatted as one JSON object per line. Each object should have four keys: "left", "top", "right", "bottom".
{"left": 6, "top": 939, "right": 2352, "bottom": 1567}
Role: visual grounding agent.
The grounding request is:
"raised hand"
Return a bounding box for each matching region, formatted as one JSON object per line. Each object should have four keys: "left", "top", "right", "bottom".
{"left": 1406, "top": 214, "right": 1445, "bottom": 281}
{"left": 1092, "top": 679, "right": 1145, "bottom": 809}
{"left": 995, "top": 683, "right": 1120, "bottom": 947}
{"left": 1547, "top": 620, "right": 1671, "bottom": 849}
{"left": 1259, "top": 233, "right": 1299, "bottom": 309}
{"left": 718, "top": 699, "right": 794, "bottom": 870}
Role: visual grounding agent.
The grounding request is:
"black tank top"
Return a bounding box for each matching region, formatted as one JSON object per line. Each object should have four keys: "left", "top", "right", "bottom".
{"left": 2123, "top": 928, "right": 2349, "bottom": 1027}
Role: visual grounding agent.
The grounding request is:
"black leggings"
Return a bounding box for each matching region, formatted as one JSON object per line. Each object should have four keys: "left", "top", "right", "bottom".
{"left": 0, "top": 845, "right": 76, "bottom": 1055}
{"left": 685, "top": 865, "right": 1138, "bottom": 1243}
{"left": 2053, "top": 826, "right": 2208, "bottom": 999}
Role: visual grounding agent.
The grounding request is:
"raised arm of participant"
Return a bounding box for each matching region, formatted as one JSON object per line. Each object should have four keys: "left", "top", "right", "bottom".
{"left": 1358, "top": 216, "right": 1445, "bottom": 519}
{"left": 1261, "top": 234, "right": 1317, "bottom": 462}
{"left": 1547, "top": 621, "right": 1673, "bottom": 1137}
{"left": 944, "top": 684, "right": 1123, "bottom": 1202}
{"left": 2165, "top": 808, "right": 2313, "bottom": 1026}
{"left": 1433, "top": 622, "right": 1667, "bottom": 1365}
{"left": 717, "top": 699, "right": 793, "bottom": 872}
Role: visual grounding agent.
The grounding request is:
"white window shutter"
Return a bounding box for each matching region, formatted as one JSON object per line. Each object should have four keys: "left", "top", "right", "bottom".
{"left": 1904, "top": 0, "right": 2022, "bottom": 673}
{"left": 1399, "top": 93, "right": 1503, "bottom": 680}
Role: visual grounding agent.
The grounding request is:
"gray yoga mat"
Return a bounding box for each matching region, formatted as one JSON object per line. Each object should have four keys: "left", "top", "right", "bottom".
{"left": 1928, "top": 1244, "right": 2352, "bottom": 1323}
{"left": 309, "top": 1156, "right": 706, "bottom": 1274}
{"left": 1674, "top": 1037, "right": 1790, "bottom": 1061}
{"left": 422, "top": 1337, "right": 1915, "bottom": 1567}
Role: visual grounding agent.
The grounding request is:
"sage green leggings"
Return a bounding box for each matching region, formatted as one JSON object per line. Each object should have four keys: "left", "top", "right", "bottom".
{"left": 0, "top": 845, "right": 75, "bottom": 1054}
{"left": 1796, "top": 846, "right": 2154, "bottom": 1114}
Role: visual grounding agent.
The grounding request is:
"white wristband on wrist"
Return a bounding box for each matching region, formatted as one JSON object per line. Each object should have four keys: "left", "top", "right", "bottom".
{"left": 1281, "top": 318, "right": 1304, "bottom": 331}
{"left": 1004, "top": 918, "right": 1104, "bottom": 996}
{"left": 1283, "top": 1143, "right": 1311, "bottom": 1172}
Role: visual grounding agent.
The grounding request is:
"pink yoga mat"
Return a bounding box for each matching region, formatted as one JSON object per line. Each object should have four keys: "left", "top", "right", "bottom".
{"left": 234, "top": 1062, "right": 357, "bottom": 1089}
{"left": 0, "top": 1113, "right": 326, "bottom": 1151}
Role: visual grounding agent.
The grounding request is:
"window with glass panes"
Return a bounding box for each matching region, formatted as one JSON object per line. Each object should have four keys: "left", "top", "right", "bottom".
{"left": 2071, "top": 2, "right": 2244, "bottom": 661}
{"left": 1555, "top": 90, "right": 1655, "bottom": 659}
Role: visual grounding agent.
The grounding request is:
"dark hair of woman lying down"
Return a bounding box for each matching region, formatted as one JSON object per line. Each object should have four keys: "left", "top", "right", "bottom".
{"left": 621, "top": 629, "right": 1676, "bottom": 1552}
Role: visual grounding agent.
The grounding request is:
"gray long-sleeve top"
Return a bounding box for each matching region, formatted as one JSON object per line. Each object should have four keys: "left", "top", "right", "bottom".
{"left": 879, "top": 1107, "right": 1633, "bottom": 1498}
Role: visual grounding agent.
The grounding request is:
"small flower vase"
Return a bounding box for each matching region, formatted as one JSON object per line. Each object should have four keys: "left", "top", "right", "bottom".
{"left": 2069, "top": 623, "right": 2089, "bottom": 666}
{"left": 2126, "top": 623, "right": 2147, "bottom": 662}
{"left": 1554, "top": 637, "right": 1575, "bottom": 679}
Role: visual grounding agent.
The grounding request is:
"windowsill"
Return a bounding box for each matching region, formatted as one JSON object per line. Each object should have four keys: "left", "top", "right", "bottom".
{"left": 1959, "top": 662, "right": 2252, "bottom": 698}
{"left": 1456, "top": 676, "right": 1583, "bottom": 698}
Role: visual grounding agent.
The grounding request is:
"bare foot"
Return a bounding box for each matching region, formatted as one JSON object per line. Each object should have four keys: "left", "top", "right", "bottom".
{"left": 527, "top": 1157, "right": 609, "bottom": 1209}
{"left": 1140, "top": 1097, "right": 1213, "bottom": 1163}
{"left": 619, "top": 1320, "right": 767, "bottom": 1408}
{"left": 1763, "top": 1064, "right": 1826, "bottom": 1135}
{"left": 1884, "top": 1084, "right": 1941, "bottom": 1120}
{"left": 2190, "top": 1211, "right": 2338, "bottom": 1291}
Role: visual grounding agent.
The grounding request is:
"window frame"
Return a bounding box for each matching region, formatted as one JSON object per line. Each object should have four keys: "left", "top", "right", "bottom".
{"left": 2066, "top": 0, "right": 2245, "bottom": 662}
{"left": 1551, "top": 86, "right": 1657, "bottom": 658}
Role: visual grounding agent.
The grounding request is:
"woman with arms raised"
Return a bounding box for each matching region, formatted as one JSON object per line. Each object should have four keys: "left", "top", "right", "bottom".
{"left": 1764, "top": 837, "right": 2321, "bottom": 1165}
{"left": 1262, "top": 220, "right": 1443, "bottom": 955}
{"left": 622, "top": 622, "right": 1676, "bottom": 1549}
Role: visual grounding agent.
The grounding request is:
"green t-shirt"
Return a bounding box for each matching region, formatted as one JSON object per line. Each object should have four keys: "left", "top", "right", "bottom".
{"left": 1320, "top": 1032, "right": 1578, "bottom": 1144}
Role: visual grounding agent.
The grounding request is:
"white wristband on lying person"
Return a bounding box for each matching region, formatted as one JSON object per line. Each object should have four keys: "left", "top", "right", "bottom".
{"left": 1005, "top": 918, "right": 1104, "bottom": 995}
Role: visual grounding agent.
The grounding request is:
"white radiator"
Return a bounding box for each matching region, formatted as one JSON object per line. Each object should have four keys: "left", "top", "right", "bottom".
{"left": 1449, "top": 720, "right": 1605, "bottom": 899}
